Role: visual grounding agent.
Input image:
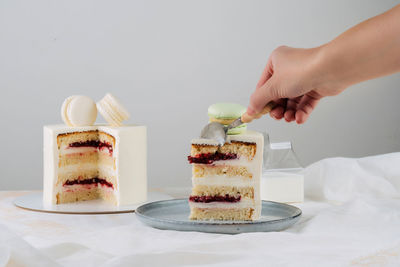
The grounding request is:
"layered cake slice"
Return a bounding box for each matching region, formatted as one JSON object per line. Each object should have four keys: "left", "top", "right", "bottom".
{"left": 188, "top": 130, "right": 263, "bottom": 221}
{"left": 43, "top": 125, "right": 147, "bottom": 206}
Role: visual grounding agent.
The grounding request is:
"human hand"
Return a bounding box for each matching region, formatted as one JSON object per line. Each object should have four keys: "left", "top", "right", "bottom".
{"left": 247, "top": 45, "right": 347, "bottom": 124}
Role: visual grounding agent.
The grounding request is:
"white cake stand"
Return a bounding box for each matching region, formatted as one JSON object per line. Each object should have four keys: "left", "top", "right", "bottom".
{"left": 14, "top": 191, "right": 173, "bottom": 214}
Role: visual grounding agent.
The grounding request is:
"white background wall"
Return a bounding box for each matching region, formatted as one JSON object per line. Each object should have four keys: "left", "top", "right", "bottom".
{"left": 0, "top": 0, "right": 399, "bottom": 190}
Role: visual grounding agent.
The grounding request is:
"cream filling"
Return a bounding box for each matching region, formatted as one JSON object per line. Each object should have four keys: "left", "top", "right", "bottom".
{"left": 58, "top": 163, "right": 98, "bottom": 174}
{"left": 98, "top": 165, "right": 116, "bottom": 178}
{"left": 192, "top": 176, "right": 255, "bottom": 187}
{"left": 62, "top": 183, "right": 114, "bottom": 192}
{"left": 211, "top": 157, "right": 251, "bottom": 167}
{"left": 98, "top": 147, "right": 113, "bottom": 156}
{"left": 60, "top": 145, "right": 113, "bottom": 156}
{"left": 189, "top": 199, "right": 257, "bottom": 209}
{"left": 59, "top": 164, "right": 116, "bottom": 179}
{"left": 60, "top": 146, "right": 98, "bottom": 155}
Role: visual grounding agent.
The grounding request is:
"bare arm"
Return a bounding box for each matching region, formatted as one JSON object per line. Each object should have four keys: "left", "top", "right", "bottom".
{"left": 247, "top": 4, "right": 400, "bottom": 124}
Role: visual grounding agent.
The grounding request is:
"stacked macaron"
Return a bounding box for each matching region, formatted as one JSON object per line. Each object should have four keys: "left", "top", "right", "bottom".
{"left": 61, "top": 93, "right": 130, "bottom": 127}
{"left": 97, "top": 94, "right": 130, "bottom": 127}
{"left": 207, "top": 103, "right": 247, "bottom": 135}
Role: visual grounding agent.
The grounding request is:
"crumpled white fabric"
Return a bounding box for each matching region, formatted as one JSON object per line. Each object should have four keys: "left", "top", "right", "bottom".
{"left": 1, "top": 153, "right": 400, "bottom": 267}
{"left": 304, "top": 153, "right": 400, "bottom": 202}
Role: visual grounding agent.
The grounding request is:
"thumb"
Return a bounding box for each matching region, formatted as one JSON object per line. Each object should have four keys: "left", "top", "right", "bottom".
{"left": 247, "top": 77, "right": 276, "bottom": 116}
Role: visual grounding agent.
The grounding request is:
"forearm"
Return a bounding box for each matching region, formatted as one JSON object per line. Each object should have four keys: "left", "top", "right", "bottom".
{"left": 316, "top": 4, "right": 400, "bottom": 90}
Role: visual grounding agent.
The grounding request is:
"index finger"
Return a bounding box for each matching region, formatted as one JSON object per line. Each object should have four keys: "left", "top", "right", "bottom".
{"left": 256, "top": 57, "right": 273, "bottom": 90}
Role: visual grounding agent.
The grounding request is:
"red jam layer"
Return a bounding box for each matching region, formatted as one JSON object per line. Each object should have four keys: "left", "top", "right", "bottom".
{"left": 189, "top": 194, "right": 241, "bottom": 203}
{"left": 69, "top": 140, "right": 100, "bottom": 148}
{"left": 69, "top": 141, "right": 113, "bottom": 156}
{"left": 187, "top": 152, "right": 237, "bottom": 164}
{"left": 63, "top": 177, "right": 114, "bottom": 189}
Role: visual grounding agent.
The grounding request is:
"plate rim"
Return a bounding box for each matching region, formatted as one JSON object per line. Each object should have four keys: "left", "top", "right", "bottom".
{"left": 135, "top": 198, "right": 302, "bottom": 226}
{"left": 13, "top": 191, "right": 171, "bottom": 215}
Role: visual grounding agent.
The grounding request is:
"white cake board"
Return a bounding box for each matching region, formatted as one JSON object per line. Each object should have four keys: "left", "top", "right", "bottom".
{"left": 14, "top": 191, "right": 173, "bottom": 214}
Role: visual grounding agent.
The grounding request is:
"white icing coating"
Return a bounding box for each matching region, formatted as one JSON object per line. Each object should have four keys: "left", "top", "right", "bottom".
{"left": 43, "top": 124, "right": 147, "bottom": 206}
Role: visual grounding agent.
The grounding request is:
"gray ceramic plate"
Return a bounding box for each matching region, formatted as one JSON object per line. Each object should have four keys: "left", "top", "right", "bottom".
{"left": 136, "top": 199, "right": 302, "bottom": 234}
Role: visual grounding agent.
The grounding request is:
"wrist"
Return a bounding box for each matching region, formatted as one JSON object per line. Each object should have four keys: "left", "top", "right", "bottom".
{"left": 309, "top": 43, "right": 352, "bottom": 95}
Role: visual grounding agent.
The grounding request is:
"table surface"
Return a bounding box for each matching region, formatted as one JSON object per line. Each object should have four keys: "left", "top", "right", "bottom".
{"left": 1, "top": 152, "right": 400, "bottom": 267}
{"left": 1, "top": 190, "right": 399, "bottom": 267}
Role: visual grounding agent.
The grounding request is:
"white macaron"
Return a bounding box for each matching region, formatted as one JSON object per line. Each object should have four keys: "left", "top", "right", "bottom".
{"left": 61, "top": 95, "right": 97, "bottom": 127}
{"left": 97, "top": 93, "right": 130, "bottom": 126}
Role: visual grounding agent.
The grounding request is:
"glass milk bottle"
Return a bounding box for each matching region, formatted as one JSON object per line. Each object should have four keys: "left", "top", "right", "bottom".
{"left": 261, "top": 133, "right": 304, "bottom": 203}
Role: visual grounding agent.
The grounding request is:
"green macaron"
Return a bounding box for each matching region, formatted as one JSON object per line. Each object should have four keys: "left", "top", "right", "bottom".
{"left": 227, "top": 123, "right": 247, "bottom": 135}
{"left": 207, "top": 103, "right": 247, "bottom": 135}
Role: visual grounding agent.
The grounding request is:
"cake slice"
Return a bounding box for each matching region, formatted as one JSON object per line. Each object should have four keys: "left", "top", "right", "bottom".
{"left": 188, "top": 130, "right": 263, "bottom": 221}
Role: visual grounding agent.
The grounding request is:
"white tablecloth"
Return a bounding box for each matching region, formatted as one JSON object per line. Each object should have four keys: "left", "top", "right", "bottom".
{"left": 1, "top": 153, "right": 400, "bottom": 267}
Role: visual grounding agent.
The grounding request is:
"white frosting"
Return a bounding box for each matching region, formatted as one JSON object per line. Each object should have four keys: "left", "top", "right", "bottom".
{"left": 43, "top": 124, "right": 147, "bottom": 206}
